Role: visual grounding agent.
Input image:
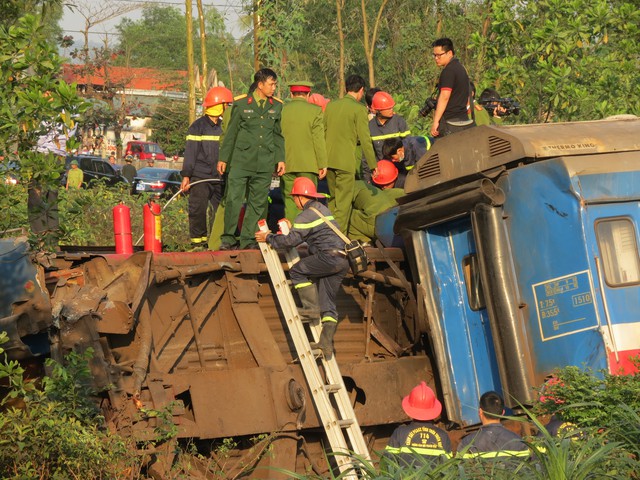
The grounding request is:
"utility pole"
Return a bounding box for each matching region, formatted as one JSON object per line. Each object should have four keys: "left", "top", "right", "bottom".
{"left": 186, "top": 0, "right": 196, "bottom": 123}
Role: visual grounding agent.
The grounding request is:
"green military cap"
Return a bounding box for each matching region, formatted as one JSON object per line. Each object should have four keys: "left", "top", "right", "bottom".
{"left": 288, "top": 81, "right": 314, "bottom": 93}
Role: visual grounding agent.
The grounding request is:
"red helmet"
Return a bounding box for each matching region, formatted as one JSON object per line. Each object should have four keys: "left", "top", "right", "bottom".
{"left": 402, "top": 381, "right": 442, "bottom": 421}
{"left": 291, "top": 177, "right": 324, "bottom": 198}
{"left": 371, "top": 91, "right": 395, "bottom": 111}
{"left": 372, "top": 160, "right": 398, "bottom": 186}
{"left": 203, "top": 86, "right": 233, "bottom": 108}
{"left": 308, "top": 93, "right": 329, "bottom": 111}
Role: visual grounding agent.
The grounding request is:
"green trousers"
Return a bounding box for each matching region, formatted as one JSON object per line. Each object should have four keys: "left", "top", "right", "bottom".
{"left": 326, "top": 168, "right": 355, "bottom": 233}
{"left": 221, "top": 168, "right": 272, "bottom": 248}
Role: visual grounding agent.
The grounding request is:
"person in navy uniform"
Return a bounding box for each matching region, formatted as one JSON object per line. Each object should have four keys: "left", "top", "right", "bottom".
{"left": 254, "top": 177, "right": 349, "bottom": 359}
{"left": 382, "top": 381, "right": 452, "bottom": 470}
{"left": 457, "top": 391, "right": 529, "bottom": 461}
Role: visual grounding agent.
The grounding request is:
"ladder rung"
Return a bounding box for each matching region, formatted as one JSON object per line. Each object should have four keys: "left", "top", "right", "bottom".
{"left": 324, "top": 383, "right": 342, "bottom": 394}
{"left": 337, "top": 419, "right": 354, "bottom": 428}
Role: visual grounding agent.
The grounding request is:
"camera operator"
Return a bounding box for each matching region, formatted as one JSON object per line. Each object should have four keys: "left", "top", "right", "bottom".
{"left": 473, "top": 87, "right": 504, "bottom": 126}
{"left": 430, "top": 38, "right": 475, "bottom": 137}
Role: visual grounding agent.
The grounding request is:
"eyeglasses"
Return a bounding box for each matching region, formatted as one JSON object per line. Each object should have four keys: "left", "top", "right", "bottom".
{"left": 432, "top": 51, "right": 448, "bottom": 59}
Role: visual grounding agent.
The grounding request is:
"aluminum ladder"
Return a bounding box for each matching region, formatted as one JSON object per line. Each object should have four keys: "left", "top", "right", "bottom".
{"left": 258, "top": 221, "right": 370, "bottom": 478}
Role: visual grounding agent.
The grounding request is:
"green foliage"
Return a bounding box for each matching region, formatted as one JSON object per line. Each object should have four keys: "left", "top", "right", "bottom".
{"left": 535, "top": 363, "right": 640, "bottom": 448}
{"left": 149, "top": 101, "right": 190, "bottom": 156}
{"left": 477, "top": 0, "right": 640, "bottom": 122}
{"left": 0, "top": 349, "right": 135, "bottom": 479}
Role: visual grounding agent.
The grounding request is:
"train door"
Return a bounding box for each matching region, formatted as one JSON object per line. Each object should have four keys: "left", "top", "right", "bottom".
{"left": 422, "top": 216, "right": 502, "bottom": 425}
{"left": 585, "top": 204, "right": 640, "bottom": 374}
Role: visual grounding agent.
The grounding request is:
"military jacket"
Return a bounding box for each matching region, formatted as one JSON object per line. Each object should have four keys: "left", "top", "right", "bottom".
{"left": 324, "top": 95, "right": 377, "bottom": 173}
{"left": 182, "top": 114, "right": 222, "bottom": 179}
{"left": 219, "top": 93, "right": 284, "bottom": 174}
{"left": 281, "top": 97, "right": 328, "bottom": 173}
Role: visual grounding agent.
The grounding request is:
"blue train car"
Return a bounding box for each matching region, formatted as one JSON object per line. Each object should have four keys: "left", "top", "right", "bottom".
{"left": 393, "top": 116, "right": 640, "bottom": 426}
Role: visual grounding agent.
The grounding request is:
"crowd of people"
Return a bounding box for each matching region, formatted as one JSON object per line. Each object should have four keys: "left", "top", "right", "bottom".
{"left": 178, "top": 37, "right": 510, "bottom": 356}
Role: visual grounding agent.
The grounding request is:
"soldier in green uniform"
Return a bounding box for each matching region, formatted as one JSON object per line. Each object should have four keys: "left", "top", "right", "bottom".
{"left": 281, "top": 81, "right": 328, "bottom": 222}
{"left": 217, "top": 68, "right": 285, "bottom": 250}
{"left": 324, "top": 74, "right": 377, "bottom": 232}
{"left": 348, "top": 160, "right": 404, "bottom": 243}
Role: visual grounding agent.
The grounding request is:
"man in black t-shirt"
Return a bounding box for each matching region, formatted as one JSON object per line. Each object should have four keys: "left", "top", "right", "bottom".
{"left": 430, "top": 37, "right": 475, "bottom": 137}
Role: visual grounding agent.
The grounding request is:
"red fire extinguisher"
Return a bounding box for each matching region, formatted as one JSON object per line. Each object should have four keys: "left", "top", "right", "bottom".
{"left": 113, "top": 203, "right": 133, "bottom": 254}
{"left": 143, "top": 200, "right": 162, "bottom": 253}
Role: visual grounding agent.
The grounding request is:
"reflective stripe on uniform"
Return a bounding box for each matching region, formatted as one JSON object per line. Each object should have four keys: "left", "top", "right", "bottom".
{"left": 461, "top": 449, "right": 530, "bottom": 459}
{"left": 186, "top": 134, "right": 221, "bottom": 141}
{"left": 191, "top": 236, "right": 208, "bottom": 244}
{"left": 294, "top": 282, "right": 313, "bottom": 289}
{"left": 321, "top": 316, "right": 338, "bottom": 324}
{"left": 384, "top": 446, "right": 452, "bottom": 459}
{"left": 293, "top": 216, "right": 335, "bottom": 229}
{"left": 370, "top": 130, "right": 412, "bottom": 142}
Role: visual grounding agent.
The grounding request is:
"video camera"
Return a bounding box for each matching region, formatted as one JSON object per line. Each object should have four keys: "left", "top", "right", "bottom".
{"left": 418, "top": 97, "right": 438, "bottom": 118}
{"left": 479, "top": 97, "right": 521, "bottom": 117}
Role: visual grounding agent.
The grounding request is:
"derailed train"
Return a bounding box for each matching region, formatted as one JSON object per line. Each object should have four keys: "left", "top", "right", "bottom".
{"left": 1, "top": 116, "right": 639, "bottom": 477}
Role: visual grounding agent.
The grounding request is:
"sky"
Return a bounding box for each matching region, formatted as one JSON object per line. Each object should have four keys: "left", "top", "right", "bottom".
{"left": 59, "top": 0, "right": 247, "bottom": 48}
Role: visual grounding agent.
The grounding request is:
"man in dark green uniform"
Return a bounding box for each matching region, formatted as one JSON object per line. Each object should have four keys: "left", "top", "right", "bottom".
{"left": 349, "top": 160, "right": 404, "bottom": 243}
{"left": 324, "top": 74, "right": 377, "bottom": 233}
{"left": 281, "top": 81, "right": 328, "bottom": 222}
{"left": 217, "top": 68, "right": 285, "bottom": 249}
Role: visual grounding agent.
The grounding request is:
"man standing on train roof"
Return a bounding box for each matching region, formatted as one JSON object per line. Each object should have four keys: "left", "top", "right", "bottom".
{"left": 281, "top": 80, "right": 328, "bottom": 223}
{"left": 182, "top": 86, "right": 232, "bottom": 249}
{"left": 430, "top": 37, "right": 475, "bottom": 137}
{"left": 324, "top": 74, "right": 378, "bottom": 233}
{"left": 217, "top": 68, "right": 285, "bottom": 250}
{"left": 255, "top": 177, "right": 349, "bottom": 359}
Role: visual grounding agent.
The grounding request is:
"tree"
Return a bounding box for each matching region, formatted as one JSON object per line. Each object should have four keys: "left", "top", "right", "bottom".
{"left": 360, "top": 0, "right": 389, "bottom": 87}
{"left": 475, "top": 0, "right": 640, "bottom": 122}
{"left": 149, "top": 101, "right": 190, "bottom": 157}
{"left": 0, "top": 14, "right": 88, "bottom": 249}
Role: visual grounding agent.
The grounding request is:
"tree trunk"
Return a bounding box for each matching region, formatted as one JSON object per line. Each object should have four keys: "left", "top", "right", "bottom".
{"left": 361, "top": 0, "right": 389, "bottom": 88}
{"left": 196, "top": 0, "right": 208, "bottom": 94}
{"left": 336, "top": 0, "right": 345, "bottom": 96}
{"left": 253, "top": 0, "right": 261, "bottom": 71}
{"left": 185, "top": 0, "right": 196, "bottom": 124}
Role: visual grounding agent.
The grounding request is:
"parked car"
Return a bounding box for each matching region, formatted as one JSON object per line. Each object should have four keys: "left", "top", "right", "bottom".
{"left": 125, "top": 141, "right": 166, "bottom": 161}
{"left": 61, "top": 155, "right": 127, "bottom": 188}
{"left": 131, "top": 168, "right": 182, "bottom": 196}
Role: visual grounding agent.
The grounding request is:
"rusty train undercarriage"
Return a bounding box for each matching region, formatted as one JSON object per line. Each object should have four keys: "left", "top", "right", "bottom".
{"left": 7, "top": 243, "right": 435, "bottom": 478}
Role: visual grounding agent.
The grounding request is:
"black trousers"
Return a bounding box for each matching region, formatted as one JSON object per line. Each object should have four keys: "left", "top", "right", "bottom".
{"left": 290, "top": 251, "right": 349, "bottom": 321}
{"left": 188, "top": 177, "right": 223, "bottom": 241}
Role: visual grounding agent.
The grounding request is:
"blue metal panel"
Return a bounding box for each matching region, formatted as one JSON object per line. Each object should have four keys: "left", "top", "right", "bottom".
{"left": 423, "top": 217, "right": 501, "bottom": 425}
{"left": 375, "top": 206, "right": 404, "bottom": 248}
{"left": 500, "top": 160, "right": 608, "bottom": 375}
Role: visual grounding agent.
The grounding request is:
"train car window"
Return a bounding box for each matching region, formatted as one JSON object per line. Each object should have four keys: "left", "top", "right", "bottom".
{"left": 462, "top": 254, "right": 486, "bottom": 311}
{"left": 595, "top": 218, "right": 640, "bottom": 287}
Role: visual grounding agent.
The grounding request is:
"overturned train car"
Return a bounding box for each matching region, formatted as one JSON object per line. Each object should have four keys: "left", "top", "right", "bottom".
{"left": 386, "top": 115, "right": 640, "bottom": 427}
{"left": 1, "top": 238, "right": 431, "bottom": 477}
{"left": 2, "top": 115, "right": 640, "bottom": 476}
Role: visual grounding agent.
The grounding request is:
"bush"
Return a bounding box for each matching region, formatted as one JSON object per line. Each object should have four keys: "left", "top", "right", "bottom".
{"left": 0, "top": 348, "right": 137, "bottom": 479}
{"left": 1, "top": 181, "right": 193, "bottom": 250}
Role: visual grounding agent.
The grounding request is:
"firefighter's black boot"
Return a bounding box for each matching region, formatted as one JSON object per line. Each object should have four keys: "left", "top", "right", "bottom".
{"left": 296, "top": 284, "right": 320, "bottom": 321}
{"left": 311, "top": 321, "right": 338, "bottom": 359}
